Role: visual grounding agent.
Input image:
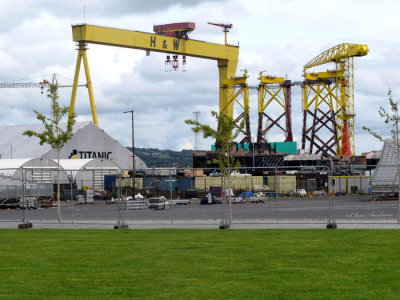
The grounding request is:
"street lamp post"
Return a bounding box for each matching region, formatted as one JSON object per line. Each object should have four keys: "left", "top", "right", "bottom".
{"left": 123, "top": 110, "right": 135, "bottom": 189}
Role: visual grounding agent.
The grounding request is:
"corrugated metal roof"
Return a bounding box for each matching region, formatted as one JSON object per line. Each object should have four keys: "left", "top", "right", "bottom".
{"left": 0, "top": 122, "right": 90, "bottom": 159}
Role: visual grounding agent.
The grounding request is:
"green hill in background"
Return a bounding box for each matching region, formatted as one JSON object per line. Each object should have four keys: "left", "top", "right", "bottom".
{"left": 128, "top": 147, "right": 193, "bottom": 168}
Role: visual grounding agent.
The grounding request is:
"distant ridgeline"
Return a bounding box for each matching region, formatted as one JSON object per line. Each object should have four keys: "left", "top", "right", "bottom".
{"left": 128, "top": 147, "right": 193, "bottom": 168}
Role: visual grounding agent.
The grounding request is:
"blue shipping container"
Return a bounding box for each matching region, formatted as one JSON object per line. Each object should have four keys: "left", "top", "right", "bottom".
{"left": 104, "top": 175, "right": 116, "bottom": 191}
{"left": 143, "top": 177, "right": 161, "bottom": 189}
{"left": 161, "top": 177, "right": 177, "bottom": 191}
{"left": 177, "top": 177, "right": 195, "bottom": 191}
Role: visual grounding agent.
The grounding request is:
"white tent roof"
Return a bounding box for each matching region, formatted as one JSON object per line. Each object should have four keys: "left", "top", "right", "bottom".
{"left": 0, "top": 122, "right": 90, "bottom": 159}
{"left": 53, "top": 159, "right": 95, "bottom": 171}
{"left": 0, "top": 158, "right": 35, "bottom": 169}
{"left": 0, "top": 158, "right": 37, "bottom": 177}
{"left": 51, "top": 159, "right": 122, "bottom": 179}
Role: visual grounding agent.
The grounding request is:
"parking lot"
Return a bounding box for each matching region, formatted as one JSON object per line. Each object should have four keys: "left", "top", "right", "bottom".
{"left": 0, "top": 195, "right": 398, "bottom": 228}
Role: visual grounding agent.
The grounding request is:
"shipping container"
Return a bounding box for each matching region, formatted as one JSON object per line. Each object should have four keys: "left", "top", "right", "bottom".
{"left": 210, "top": 186, "right": 222, "bottom": 197}
{"left": 184, "top": 169, "right": 204, "bottom": 177}
{"left": 266, "top": 176, "right": 296, "bottom": 193}
{"left": 269, "top": 141, "right": 297, "bottom": 154}
{"left": 116, "top": 178, "right": 143, "bottom": 190}
{"left": 333, "top": 176, "right": 371, "bottom": 194}
{"left": 296, "top": 174, "right": 328, "bottom": 193}
{"left": 177, "top": 177, "right": 195, "bottom": 191}
{"left": 104, "top": 175, "right": 116, "bottom": 191}
{"left": 143, "top": 177, "right": 161, "bottom": 190}
{"left": 161, "top": 177, "right": 177, "bottom": 191}
{"left": 194, "top": 176, "right": 263, "bottom": 191}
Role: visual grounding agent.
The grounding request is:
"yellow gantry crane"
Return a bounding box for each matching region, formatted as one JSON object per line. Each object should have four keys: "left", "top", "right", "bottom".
{"left": 69, "top": 23, "right": 239, "bottom": 126}
{"left": 302, "top": 43, "right": 368, "bottom": 156}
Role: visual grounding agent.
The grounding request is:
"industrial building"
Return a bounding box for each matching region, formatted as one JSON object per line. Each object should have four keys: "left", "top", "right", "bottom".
{"left": 0, "top": 158, "right": 122, "bottom": 200}
{"left": 0, "top": 121, "right": 147, "bottom": 197}
{"left": 0, "top": 121, "right": 147, "bottom": 171}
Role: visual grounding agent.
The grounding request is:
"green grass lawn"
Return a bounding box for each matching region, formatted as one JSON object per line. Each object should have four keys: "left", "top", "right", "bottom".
{"left": 0, "top": 229, "right": 399, "bottom": 299}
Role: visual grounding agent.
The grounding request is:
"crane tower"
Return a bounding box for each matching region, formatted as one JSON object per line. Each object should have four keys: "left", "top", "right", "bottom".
{"left": 301, "top": 43, "right": 368, "bottom": 156}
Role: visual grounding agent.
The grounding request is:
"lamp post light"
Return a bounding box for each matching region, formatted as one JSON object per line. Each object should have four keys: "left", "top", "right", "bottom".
{"left": 0, "top": 144, "right": 12, "bottom": 158}
{"left": 123, "top": 110, "right": 135, "bottom": 189}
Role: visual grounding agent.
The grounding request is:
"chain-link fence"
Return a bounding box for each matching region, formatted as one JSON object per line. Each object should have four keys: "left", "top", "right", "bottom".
{"left": 0, "top": 165, "right": 397, "bottom": 228}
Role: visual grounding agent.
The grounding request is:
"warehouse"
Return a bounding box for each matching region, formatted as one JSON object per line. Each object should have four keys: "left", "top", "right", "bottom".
{"left": 0, "top": 121, "right": 147, "bottom": 171}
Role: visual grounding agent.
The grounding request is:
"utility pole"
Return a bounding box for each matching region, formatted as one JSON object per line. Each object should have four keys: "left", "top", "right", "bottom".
{"left": 193, "top": 111, "right": 201, "bottom": 150}
{"left": 124, "top": 110, "right": 135, "bottom": 189}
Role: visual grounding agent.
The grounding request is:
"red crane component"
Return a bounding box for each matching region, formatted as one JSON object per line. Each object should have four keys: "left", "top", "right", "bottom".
{"left": 341, "top": 120, "right": 352, "bottom": 156}
{"left": 208, "top": 22, "right": 232, "bottom": 45}
{"left": 153, "top": 22, "right": 195, "bottom": 39}
{"left": 208, "top": 22, "right": 233, "bottom": 31}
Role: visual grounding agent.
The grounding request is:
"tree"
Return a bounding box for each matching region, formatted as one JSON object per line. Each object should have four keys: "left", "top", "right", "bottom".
{"left": 185, "top": 111, "right": 245, "bottom": 225}
{"left": 363, "top": 89, "right": 400, "bottom": 223}
{"left": 23, "top": 84, "right": 77, "bottom": 223}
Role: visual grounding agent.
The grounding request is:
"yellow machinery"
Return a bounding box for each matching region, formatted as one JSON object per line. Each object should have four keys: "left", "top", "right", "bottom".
{"left": 257, "top": 71, "right": 293, "bottom": 143}
{"left": 302, "top": 43, "right": 368, "bottom": 156}
{"left": 69, "top": 24, "right": 239, "bottom": 126}
{"left": 221, "top": 69, "right": 251, "bottom": 143}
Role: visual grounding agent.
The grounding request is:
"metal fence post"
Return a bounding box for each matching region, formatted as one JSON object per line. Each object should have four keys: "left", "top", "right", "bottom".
{"left": 219, "top": 170, "right": 229, "bottom": 229}
{"left": 18, "top": 168, "right": 32, "bottom": 229}
{"left": 327, "top": 173, "right": 337, "bottom": 229}
{"left": 170, "top": 169, "right": 173, "bottom": 224}
{"left": 70, "top": 173, "right": 74, "bottom": 224}
{"left": 275, "top": 168, "right": 278, "bottom": 224}
{"left": 114, "top": 177, "right": 128, "bottom": 229}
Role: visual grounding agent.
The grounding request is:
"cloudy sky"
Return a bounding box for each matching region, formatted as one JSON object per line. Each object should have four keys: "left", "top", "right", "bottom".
{"left": 0, "top": 0, "right": 399, "bottom": 155}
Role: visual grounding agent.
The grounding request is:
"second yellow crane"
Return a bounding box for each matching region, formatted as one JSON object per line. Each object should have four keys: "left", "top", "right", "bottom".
{"left": 302, "top": 43, "right": 368, "bottom": 156}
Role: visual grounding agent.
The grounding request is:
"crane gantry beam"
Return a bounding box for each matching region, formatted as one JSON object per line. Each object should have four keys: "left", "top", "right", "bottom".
{"left": 304, "top": 43, "right": 368, "bottom": 71}
{"left": 70, "top": 24, "right": 239, "bottom": 126}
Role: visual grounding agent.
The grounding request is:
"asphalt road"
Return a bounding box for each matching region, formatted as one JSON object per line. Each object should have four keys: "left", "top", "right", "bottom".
{"left": 0, "top": 195, "right": 398, "bottom": 226}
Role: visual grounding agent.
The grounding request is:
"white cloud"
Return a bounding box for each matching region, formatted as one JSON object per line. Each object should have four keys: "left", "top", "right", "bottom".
{"left": 0, "top": 0, "right": 399, "bottom": 155}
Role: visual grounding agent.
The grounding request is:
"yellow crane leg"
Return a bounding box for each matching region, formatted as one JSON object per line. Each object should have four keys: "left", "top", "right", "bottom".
{"left": 69, "top": 46, "right": 83, "bottom": 122}
{"left": 81, "top": 50, "right": 98, "bottom": 126}
{"left": 69, "top": 43, "right": 99, "bottom": 126}
{"left": 218, "top": 59, "right": 237, "bottom": 118}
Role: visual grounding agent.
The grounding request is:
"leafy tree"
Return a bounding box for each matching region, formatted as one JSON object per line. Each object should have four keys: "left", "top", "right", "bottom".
{"left": 23, "top": 84, "right": 77, "bottom": 223}
{"left": 363, "top": 89, "right": 400, "bottom": 222}
{"left": 185, "top": 110, "right": 245, "bottom": 225}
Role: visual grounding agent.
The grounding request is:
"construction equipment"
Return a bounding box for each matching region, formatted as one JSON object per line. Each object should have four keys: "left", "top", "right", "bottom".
{"left": 257, "top": 71, "right": 293, "bottom": 143}
{"left": 221, "top": 69, "right": 251, "bottom": 143}
{"left": 0, "top": 74, "right": 86, "bottom": 93}
{"left": 69, "top": 23, "right": 239, "bottom": 126}
{"left": 302, "top": 43, "right": 368, "bottom": 156}
{"left": 208, "top": 22, "right": 233, "bottom": 45}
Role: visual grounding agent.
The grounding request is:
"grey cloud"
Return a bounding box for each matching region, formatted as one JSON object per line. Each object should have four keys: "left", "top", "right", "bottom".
{"left": 0, "top": 0, "right": 228, "bottom": 31}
